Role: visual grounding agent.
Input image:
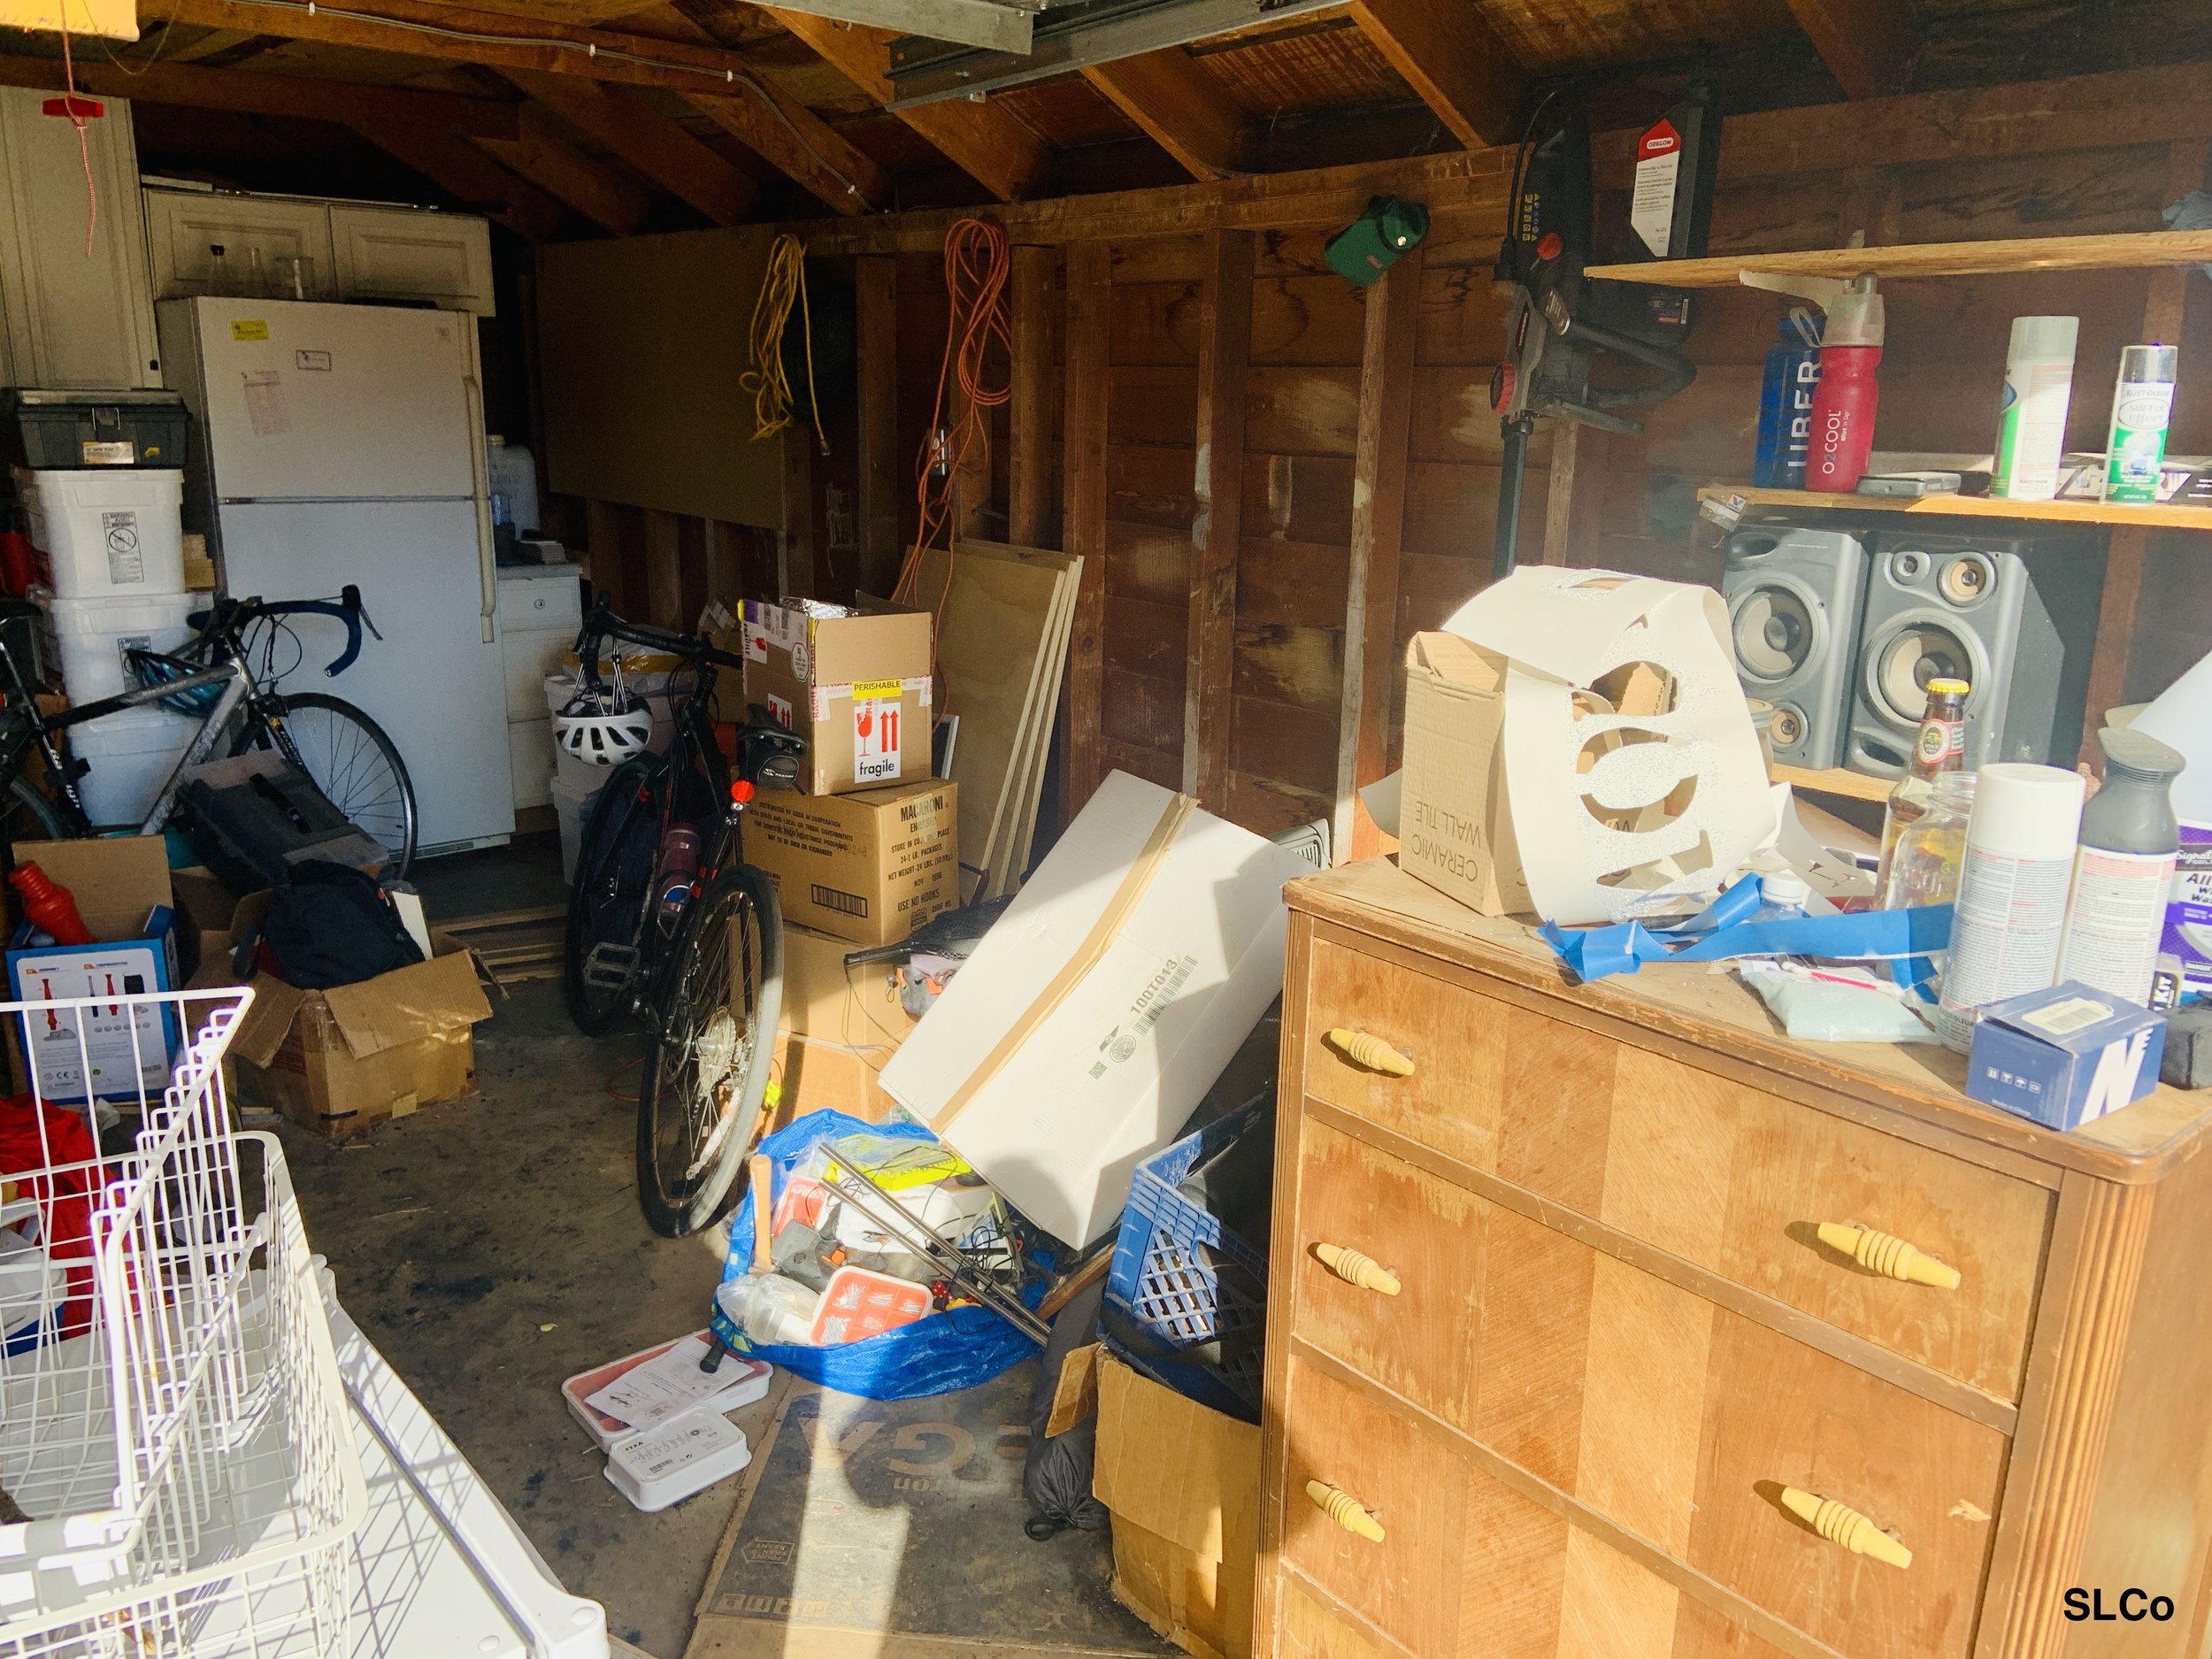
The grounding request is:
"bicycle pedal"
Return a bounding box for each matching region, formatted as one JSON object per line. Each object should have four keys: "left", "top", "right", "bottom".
{"left": 580, "top": 941, "right": 642, "bottom": 991}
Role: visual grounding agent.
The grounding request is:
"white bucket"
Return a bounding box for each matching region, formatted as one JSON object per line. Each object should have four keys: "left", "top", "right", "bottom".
{"left": 65, "top": 704, "right": 197, "bottom": 827}
{"left": 40, "top": 590, "right": 200, "bottom": 703}
{"left": 13, "top": 467, "right": 187, "bottom": 601}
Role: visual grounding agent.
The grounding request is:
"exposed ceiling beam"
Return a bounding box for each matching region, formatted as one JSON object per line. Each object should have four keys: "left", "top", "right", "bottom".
{"left": 150, "top": 1, "right": 887, "bottom": 212}
{"left": 1784, "top": 0, "right": 1920, "bottom": 99}
{"left": 478, "top": 106, "right": 651, "bottom": 234}
{"left": 1347, "top": 0, "right": 1523, "bottom": 148}
{"left": 1081, "top": 48, "right": 1246, "bottom": 180}
{"left": 347, "top": 115, "right": 568, "bottom": 240}
{"left": 763, "top": 9, "right": 1049, "bottom": 203}
{"left": 0, "top": 47, "right": 522, "bottom": 138}
{"left": 685, "top": 81, "right": 887, "bottom": 214}
{"left": 151, "top": 0, "right": 799, "bottom": 98}
{"left": 502, "top": 67, "right": 759, "bottom": 224}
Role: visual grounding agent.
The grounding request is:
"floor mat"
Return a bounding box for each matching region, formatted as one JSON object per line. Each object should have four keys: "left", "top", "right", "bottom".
{"left": 684, "top": 1363, "right": 1167, "bottom": 1659}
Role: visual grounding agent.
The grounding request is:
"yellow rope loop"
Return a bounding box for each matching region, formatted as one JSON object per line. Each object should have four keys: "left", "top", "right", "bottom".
{"left": 741, "top": 233, "right": 820, "bottom": 446}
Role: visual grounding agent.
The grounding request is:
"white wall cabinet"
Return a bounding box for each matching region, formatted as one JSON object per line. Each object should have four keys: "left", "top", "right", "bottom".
{"left": 0, "top": 89, "right": 160, "bottom": 388}
{"left": 143, "top": 187, "right": 495, "bottom": 317}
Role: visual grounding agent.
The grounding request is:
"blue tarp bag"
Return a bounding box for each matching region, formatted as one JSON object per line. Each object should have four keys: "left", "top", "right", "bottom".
{"left": 709, "top": 1108, "right": 1042, "bottom": 1400}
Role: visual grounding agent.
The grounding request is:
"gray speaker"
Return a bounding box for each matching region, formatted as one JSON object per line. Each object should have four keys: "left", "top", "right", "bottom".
{"left": 1721, "top": 526, "right": 1868, "bottom": 770}
{"left": 1846, "top": 532, "right": 2105, "bottom": 778}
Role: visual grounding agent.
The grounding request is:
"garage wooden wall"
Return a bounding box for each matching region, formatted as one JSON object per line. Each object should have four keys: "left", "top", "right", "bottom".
{"left": 565, "top": 60, "right": 2212, "bottom": 864}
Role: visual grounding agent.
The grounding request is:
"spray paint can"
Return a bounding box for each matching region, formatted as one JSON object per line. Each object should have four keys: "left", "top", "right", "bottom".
{"left": 1992, "top": 316, "right": 2079, "bottom": 502}
{"left": 2105, "top": 344, "right": 2178, "bottom": 503}
{"left": 1935, "top": 763, "right": 2086, "bottom": 1053}
{"left": 2059, "top": 727, "right": 2185, "bottom": 1007}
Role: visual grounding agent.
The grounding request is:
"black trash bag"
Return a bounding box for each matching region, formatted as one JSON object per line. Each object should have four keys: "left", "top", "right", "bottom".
{"left": 1023, "top": 1269, "right": 1110, "bottom": 1540}
{"left": 256, "top": 860, "right": 424, "bottom": 990}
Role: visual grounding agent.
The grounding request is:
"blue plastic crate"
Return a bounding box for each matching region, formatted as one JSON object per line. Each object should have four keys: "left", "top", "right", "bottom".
{"left": 1102, "top": 1093, "right": 1271, "bottom": 1420}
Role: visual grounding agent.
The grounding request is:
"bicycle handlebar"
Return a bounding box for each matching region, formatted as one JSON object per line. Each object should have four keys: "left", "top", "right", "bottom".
{"left": 572, "top": 595, "right": 748, "bottom": 687}
{"left": 208, "top": 587, "right": 371, "bottom": 677}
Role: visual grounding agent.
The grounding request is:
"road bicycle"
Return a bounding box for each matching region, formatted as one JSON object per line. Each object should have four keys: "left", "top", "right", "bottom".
{"left": 559, "top": 596, "right": 806, "bottom": 1238}
{"left": 0, "top": 586, "right": 418, "bottom": 872}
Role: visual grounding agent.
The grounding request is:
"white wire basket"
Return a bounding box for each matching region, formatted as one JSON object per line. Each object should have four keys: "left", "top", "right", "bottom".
{"left": 0, "top": 986, "right": 365, "bottom": 1659}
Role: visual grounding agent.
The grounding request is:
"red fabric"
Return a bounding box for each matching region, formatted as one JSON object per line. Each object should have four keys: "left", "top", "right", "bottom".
{"left": 0, "top": 1094, "right": 99, "bottom": 1340}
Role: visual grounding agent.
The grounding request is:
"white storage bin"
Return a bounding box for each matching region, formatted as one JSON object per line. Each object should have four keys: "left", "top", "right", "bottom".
{"left": 40, "top": 589, "right": 198, "bottom": 702}
{"left": 12, "top": 466, "right": 187, "bottom": 599}
{"left": 65, "top": 703, "right": 196, "bottom": 826}
{"left": 553, "top": 771, "right": 603, "bottom": 885}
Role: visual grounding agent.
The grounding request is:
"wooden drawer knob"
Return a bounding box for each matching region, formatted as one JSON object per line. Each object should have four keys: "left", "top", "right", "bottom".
{"left": 1314, "top": 1243, "right": 1401, "bottom": 1296}
{"left": 1780, "top": 1486, "right": 1912, "bottom": 1569}
{"left": 1816, "top": 1222, "right": 1961, "bottom": 1289}
{"left": 1325, "top": 1027, "right": 1414, "bottom": 1076}
{"left": 1306, "top": 1479, "right": 1385, "bottom": 1543}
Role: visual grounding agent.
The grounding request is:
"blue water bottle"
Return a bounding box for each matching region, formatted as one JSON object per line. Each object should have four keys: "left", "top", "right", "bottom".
{"left": 1753, "top": 310, "right": 1823, "bottom": 488}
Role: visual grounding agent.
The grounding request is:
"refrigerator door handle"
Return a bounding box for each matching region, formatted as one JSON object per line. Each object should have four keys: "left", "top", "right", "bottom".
{"left": 463, "top": 370, "right": 496, "bottom": 645}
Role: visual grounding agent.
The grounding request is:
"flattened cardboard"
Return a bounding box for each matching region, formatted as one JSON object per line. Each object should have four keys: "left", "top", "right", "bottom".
{"left": 879, "top": 771, "right": 1307, "bottom": 1247}
{"left": 744, "top": 780, "right": 957, "bottom": 949}
{"left": 1094, "top": 1354, "right": 1257, "bottom": 1659}
{"left": 320, "top": 940, "right": 491, "bottom": 1060}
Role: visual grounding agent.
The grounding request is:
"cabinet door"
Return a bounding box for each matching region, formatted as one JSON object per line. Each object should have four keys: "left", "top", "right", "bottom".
{"left": 329, "top": 206, "right": 495, "bottom": 316}
{"left": 0, "top": 90, "right": 158, "bottom": 387}
{"left": 142, "top": 189, "right": 335, "bottom": 302}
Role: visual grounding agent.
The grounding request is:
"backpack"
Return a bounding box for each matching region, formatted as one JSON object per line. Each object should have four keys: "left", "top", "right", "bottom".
{"left": 256, "top": 860, "right": 423, "bottom": 990}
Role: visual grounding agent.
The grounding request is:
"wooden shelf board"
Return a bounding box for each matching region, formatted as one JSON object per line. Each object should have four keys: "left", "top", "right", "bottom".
{"left": 1771, "top": 764, "right": 1894, "bottom": 803}
{"left": 1701, "top": 483, "right": 2212, "bottom": 531}
{"left": 1586, "top": 229, "right": 2212, "bottom": 288}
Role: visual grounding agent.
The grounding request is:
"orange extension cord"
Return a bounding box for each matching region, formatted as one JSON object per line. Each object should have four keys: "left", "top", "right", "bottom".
{"left": 893, "top": 217, "right": 1012, "bottom": 642}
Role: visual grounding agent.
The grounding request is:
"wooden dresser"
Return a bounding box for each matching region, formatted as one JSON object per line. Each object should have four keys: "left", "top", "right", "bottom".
{"left": 1259, "top": 858, "right": 2212, "bottom": 1659}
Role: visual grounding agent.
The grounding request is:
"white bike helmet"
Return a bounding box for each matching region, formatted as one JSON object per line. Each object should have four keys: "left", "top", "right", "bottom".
{"left": 554, "top": 687, "right": 653, "bottom": 766}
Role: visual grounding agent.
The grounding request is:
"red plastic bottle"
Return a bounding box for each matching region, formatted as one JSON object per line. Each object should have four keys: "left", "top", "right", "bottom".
{"left": 1805, "top": 274, "right": 1885, "bottom": 493}
{"left": 9, "top": 863, "right": 93, "bottom": 946}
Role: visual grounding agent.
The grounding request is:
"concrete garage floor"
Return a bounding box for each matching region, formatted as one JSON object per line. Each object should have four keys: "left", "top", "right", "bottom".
{"left": 278, "top": 833, "right": 741, "bottom": 1657}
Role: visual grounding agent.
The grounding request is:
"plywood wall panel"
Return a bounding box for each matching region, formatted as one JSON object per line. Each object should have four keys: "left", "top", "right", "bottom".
{"left": 1235, "top": 620, "right": 1343, "bottom": 713}
{"left": 1105, "top": 520, "right": 1195, "bottom": 605}
{"left": 1241, "top": 451, "right": 1356, "bottom": 545}
{"left": 1108, "top": 365, "right": 1200, "bottom": 447}
{"left": 1239, "top": 536, "right": 1352, "bottom": 630}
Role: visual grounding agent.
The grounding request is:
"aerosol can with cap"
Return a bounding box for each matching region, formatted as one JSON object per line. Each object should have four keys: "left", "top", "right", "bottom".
{"left": 1741, "top": 271, "right": 1886, "bottom": 491}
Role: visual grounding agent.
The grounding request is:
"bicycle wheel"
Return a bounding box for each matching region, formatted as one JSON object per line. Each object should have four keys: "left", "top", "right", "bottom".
{"left": 563, "top": 756, "right": 660, "bottom": 1037}
{"left": 635, "top": 864, "right": 782, "bottom": 1238}
{"left": 238, "top": 693, "right": 418, "bottom": 874}
{"left": 1, "top": 773, "right": 72, "bottom": 849}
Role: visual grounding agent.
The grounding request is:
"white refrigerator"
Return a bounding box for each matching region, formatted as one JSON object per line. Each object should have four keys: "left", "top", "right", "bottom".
{"left": 157, "top": 297, "right": 515, "bottom": 853}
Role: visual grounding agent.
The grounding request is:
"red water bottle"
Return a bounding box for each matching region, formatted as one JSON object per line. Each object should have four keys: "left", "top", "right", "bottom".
{"left": 1805, "top": 274, "right": 1884, "bottom": 492}
{"left": 9, "top": 863, "right": 93, "bottom": 945}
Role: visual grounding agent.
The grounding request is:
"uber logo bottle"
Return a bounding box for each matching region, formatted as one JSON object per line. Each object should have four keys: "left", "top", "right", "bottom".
{"left": 2064, "top": 1587, "right": 2175, "bottom": 1622}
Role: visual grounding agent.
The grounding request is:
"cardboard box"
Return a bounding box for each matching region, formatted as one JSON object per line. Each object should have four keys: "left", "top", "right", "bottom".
{"left": 880, "top": 771, "right": 1309, "bottom": 1247}
{"left": 735, "top": 599, "right": 932, "bottom": 795}
{"left": 5, "top": 839, "right": 190, "bottom": 1102}
{"left": 1396, "top": 631, "right": 1529, "bottom": 917}
{"left": 201, "top": 892, "right": 494, "bottom": 1135}
{"left": 745, "top": 780, "right": 957, "bottom": 949}
{"left": 1966, "top": 981, "right": 2166, "bottom": 1131}
{"left": 1093, "top": 1351, "right": 1258, "bottom": 1659}
{"left": 780, "top": 923, "right": 917, "bottom": 1047}
{"left": 769, "top": 1033, "right": 897, "bottom": 1126}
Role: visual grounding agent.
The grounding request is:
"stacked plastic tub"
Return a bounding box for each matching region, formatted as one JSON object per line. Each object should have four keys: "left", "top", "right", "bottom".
{"left": 12, "top": 464, "right": 200, "bottom": 825}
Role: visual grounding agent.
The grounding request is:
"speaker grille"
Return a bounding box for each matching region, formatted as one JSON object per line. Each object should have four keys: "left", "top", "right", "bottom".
{"left": 1869, "top": 621, "right": 1974, "bottom": 726}
{"left": 1732, "top": 587, "right": 1817, "bottom": 681}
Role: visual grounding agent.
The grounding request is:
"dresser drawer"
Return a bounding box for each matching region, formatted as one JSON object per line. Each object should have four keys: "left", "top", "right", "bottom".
{"left": 1288, "top": 1117, "right": 2008, "bottom": 1659}
{"left": 1301, "top": 940, "right": 2051, "bottom": 1401}
{"left": 1277, "top": 1360, "right": 1810, "bottom": 1659}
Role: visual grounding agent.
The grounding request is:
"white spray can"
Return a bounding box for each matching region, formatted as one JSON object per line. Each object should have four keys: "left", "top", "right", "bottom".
{"left": 1936, "top": 763, "right": 2086, "bottom": 1052}
{"left": 1992, "top": 316, "right": 2080, "bottom": 501}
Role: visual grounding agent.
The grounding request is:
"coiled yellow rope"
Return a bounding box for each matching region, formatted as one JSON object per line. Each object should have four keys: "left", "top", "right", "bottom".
{"left": 741, "top": 232, "right": 824, "bottom": 449}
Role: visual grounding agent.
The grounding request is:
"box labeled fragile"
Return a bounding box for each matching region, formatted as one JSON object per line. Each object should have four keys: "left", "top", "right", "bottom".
{"left": 1965, "top": 980, "right": 2166, "bottom": 1131}
{"left": 744, "top": 780, "right": 957, "bottom": 948}
{"left": 733, "top": 600, "right": 932, "bottom": 795}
